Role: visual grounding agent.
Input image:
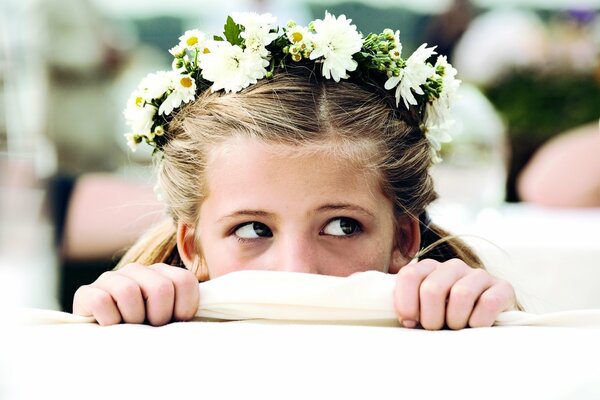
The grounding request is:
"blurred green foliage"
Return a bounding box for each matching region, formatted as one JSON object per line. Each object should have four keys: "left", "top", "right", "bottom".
{"left": 484, "top": 69, "right": 600, "bottom": 201}
{"left": 485, "top": 70, "right": 600, "bottom": 142}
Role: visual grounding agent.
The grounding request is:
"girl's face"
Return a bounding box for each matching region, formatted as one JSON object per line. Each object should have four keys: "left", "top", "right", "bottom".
{"left": 178, "top": 137, "right": 418, "bottom": 279}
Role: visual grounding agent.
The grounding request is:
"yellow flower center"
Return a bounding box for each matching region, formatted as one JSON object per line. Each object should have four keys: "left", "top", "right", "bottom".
{"left": 291, "top": 32, "right": 303, "bottom": 43}
{"left": 203, "top": 47, "right": 210, "bottom": 54}
{"left": 186, "top": 36, "right": 199, "bottom": 46}
{"left": 180, "top": 77, "right": 193, "bottom": 88}
{"left": 135, "top": 97, "right": 144, "bottom": 107}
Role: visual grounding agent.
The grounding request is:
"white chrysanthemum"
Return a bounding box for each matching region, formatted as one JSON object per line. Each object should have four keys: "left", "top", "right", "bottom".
{"left": 200, "top": 41, "right": 268, "bottom": 93}
{"left": 423, "top": 121, "right": 454, "bottom": 163}
{"left": 137, "top": 71, "right": 172, "bottom": 101}
{"left": 158, "top": 72, "right": 197, "bottom": 115}
{"left": 384, "top": 43, "right": 436, "bottom": 108}
{"left": 309, "top": 12, "right": 363, "bottom": 82}
{"left": 124, "top": 92, "right": 157, "bottom": 135}
{"left": 241, "top": 26, "right": 278, "bottom": 58}
{"left": 179, "top": 29, "right": 207, "bottom": 50}
{"left": 426, "top": 55, "right": 461, "bottom": 127}
{"left": 232, "top": 12, "right": 278, "bottom": 58}
{"left": 124, "top": 133, "right": 141, "bottom": 152}
{"left": 232, "top": 12, "right": 277, "bottom": 29}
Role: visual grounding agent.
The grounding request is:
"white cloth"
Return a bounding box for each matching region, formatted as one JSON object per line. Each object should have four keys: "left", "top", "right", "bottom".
{"left": 20, "top": 270, "right": 600, "bottom": 327}
{"left": 8, "top": 271, "right": 600, "bottom": 400}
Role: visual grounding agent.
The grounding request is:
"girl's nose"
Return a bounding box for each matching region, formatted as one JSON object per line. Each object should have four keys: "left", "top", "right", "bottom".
{"left": 272, "top": 234, "right": 319, "bottom": 274}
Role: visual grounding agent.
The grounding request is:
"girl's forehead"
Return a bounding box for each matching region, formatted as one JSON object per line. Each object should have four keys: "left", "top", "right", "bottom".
{"left": 204, "top": 136, "right": 387, "bottom": 206}
{"left": 207, "top": 135, "right": 379, "bottom": 170}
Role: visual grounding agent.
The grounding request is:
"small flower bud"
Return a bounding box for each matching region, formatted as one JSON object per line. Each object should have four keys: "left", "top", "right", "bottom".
{"left": 292, "top": 53, "right": 302, "bottom": 62}
{"left": 172, "top": 58, "right": 185, "bottom": 69}
{"left": 383, "top": 28, "right": 395, "bottom": 41}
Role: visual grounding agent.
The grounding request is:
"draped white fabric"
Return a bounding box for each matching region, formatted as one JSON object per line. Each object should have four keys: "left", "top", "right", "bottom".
{"left": 19, "top": 270, "right": 600, "bottom": 327}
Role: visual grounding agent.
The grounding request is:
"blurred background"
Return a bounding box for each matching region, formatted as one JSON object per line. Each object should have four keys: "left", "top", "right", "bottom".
{"left": 1, "top": 0, "right": 599, "bottom": 314}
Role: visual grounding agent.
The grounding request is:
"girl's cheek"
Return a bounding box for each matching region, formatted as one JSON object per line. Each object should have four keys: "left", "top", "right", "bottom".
{"left": 205, "top": 240, "right": 270, "bottom": 277}
{"left": 318, "top": 243, "right": 390, "bottom": 276}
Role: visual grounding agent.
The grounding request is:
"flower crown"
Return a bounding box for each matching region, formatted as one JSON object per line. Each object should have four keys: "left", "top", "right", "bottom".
{"left": 124, "top": 11, "right": 460, "bottom": 163}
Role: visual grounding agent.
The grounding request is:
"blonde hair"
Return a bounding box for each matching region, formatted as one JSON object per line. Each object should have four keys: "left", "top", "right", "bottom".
{"left": 118, "top": 69, "right": 483, "bottom": 273}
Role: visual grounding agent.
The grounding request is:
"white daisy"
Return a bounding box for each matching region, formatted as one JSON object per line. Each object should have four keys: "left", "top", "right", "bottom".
{"left": 179, "top": 29, "right": 207, "bottom": 50}
{"left": 124, "top": 92, "right": 157, "bottom": 135}
{"left": 390, "top": 30, "right": 402, "bottom": 60}
{"left": 124, "top": 133, "right": 142, "bottom": 152}
{"left": 287, "top": 24, "right": 312, "bottom": 46}
{"left": 200, "top": 41, "right": 268, "bottom": 93}
{"left": 232, "top": 12, "right": 278, "bottom": 58}
{"left": 384, "top": 43, "right": 436, "bottom": 108}
{"left": 426, "top": 55, "right": 461, "bottom": 127}
{"left": 137, "top": 71, "right": 172, "bottom": 101}
{"left": 309, "top": 12, "right": 363, "bottom": 82}
{"left": 158, "top": 73, "right": 197, "bottom": 115}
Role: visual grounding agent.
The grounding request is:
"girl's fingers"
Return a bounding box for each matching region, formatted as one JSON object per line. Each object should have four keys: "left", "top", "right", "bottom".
{"left": 116, "top": 264, "right": 175, "bottom": 326}
{"left": 148, "top": 264, "right": 200, "bottom": 321}
{"left": 418, "top": 259, "right": 472, "bottom": 330}
{"left": 468, "top": 280, "right": 517, "bottom": 328}
{"left": 72, "top": 263, "right": 199, "bottom": 327}
{"left": 393, "top": 258, "right": 515, "bottom": 330}
{"left": 91, "top": 271, "right": 146, "bottom": 324}
{"left": 393, "top": 260, "right": 437, "bottom": 327}
{"left": 445, "top": 269, "right": 495, "bottom": 330}
{"left": 72, "top": 285, "right": 122, "bottom": 326}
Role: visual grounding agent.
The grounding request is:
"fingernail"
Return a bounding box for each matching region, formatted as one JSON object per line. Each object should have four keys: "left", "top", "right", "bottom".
{"left": 402, "top": 320, "right": 417, "bottom": 328}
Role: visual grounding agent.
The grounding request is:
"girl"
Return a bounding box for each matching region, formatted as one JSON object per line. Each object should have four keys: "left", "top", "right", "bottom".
{"left": 73, "top": 12, "right": 516, "bottom": 329}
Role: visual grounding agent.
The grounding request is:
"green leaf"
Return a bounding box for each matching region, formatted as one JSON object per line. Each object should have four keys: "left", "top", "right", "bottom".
{"left": 224, "top": 16, "right": 243, "bottom": 46}
{"left": 213, "top": 35, "right": 224, "bottom": 41}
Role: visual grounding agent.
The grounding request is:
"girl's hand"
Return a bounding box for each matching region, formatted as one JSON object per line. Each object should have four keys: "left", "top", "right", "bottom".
{"left": 73, "top": 263, "right": 199, "bottom": 326}
{"left": 393, "top": 259, "right": 516, "bottom": 330}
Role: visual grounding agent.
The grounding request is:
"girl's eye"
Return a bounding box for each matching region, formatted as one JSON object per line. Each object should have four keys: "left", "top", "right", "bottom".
{"left": 321, "top": 217, "right": 361, "bottom": 236}
{"left": 234, "top": 222, "right": 273, "bottom": 239}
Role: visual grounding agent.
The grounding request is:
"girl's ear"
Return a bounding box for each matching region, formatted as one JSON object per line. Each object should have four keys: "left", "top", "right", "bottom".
{"left": 388, "top": 216, "right": 421, "bottom": 274}
{"left": 176, "top": 222, "right": 208, "bottom": 281}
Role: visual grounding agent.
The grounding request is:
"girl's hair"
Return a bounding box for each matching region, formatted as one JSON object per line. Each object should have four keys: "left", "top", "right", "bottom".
{"left": 117, "top": 68, "right": 483, "bottom": 272}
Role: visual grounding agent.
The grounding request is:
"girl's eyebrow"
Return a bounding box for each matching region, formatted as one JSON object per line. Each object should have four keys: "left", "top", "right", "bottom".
{"left": 218, "top": 203, "right": 376, "bottom": 224}
{"left": 218, "top": 210, "right": 275, "bottom": 223}
{"left": 315, "top": 203, "right": 376, "bottom": 218}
